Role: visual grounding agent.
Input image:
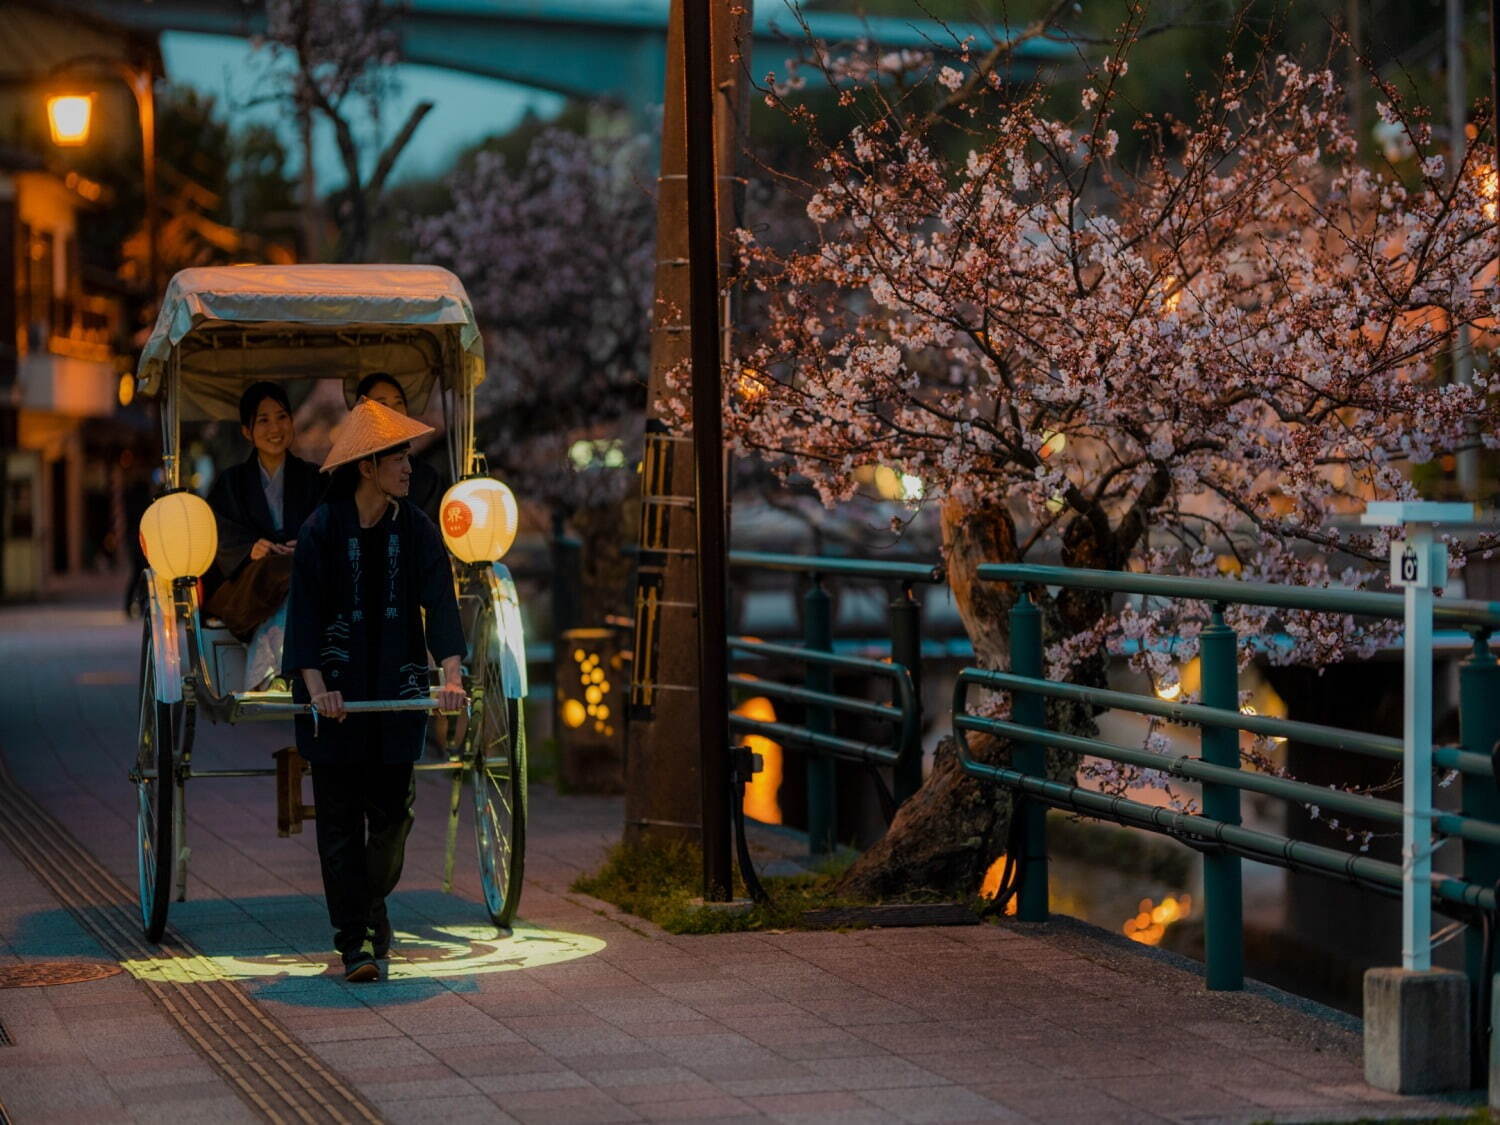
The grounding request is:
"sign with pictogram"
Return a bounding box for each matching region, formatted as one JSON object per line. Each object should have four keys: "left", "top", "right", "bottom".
{"left": 1389, "top": 539, "right": 1448, "bottom": 590}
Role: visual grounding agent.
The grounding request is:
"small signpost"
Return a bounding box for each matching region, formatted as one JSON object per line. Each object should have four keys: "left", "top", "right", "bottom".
{"left": 1361, "top": 501, "right": 1474, "bottom": 971}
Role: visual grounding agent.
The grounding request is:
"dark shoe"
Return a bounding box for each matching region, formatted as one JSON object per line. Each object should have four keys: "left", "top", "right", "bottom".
{"left": 370, "top": 918, "right": 394, "bottom": 959}
{"left": 343, "top": 943, "right": 379, "bottom": 983}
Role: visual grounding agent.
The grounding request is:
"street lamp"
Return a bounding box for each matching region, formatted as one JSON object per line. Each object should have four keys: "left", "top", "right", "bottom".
{"left": 46, "top": 95, "right": 93, "bottom": 147}
{"left": 45, "top": 58, "right": 159, "bottom": 299}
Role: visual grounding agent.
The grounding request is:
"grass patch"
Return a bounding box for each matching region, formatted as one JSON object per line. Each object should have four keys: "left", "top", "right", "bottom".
{"left": 572, "top": 837, "right": 959, "bottom": 934}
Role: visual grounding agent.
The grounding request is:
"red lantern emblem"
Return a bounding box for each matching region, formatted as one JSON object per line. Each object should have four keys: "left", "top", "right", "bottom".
{"left": 443, "top": 499, "right": 473, "bottom": 538}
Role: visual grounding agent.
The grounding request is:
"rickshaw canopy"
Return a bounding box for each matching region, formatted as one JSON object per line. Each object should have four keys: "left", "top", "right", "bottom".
{"left": 136, "top": 264, "right": 486, "bottom": 422}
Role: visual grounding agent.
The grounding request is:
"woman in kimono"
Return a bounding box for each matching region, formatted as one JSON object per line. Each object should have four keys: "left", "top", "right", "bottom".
{"left": 352, "top": 372, "right": 447, "bottom": 524}
{"left": 282, "top": 398, "right": 467, "bottom": 982}
{"left": 205, "top": 382, "right": 324, "bottom": 689}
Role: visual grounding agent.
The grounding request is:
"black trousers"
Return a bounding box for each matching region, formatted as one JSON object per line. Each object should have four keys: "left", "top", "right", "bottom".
{"left": 310, "top": 763, "right": 415, "bottom": 957}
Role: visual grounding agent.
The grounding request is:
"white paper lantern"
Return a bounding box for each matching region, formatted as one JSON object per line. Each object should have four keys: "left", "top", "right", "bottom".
{"left": 140, "top": 491, "right": 218, "bottom": 580}
{"left": 440, "top": 477, "right": 519, "bottom": 564}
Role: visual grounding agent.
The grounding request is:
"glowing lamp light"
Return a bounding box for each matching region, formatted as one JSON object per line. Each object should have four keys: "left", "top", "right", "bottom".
{"left": 440, "top": 477, "right": 518, "bottom": 564}
{"left": 139, "top": 491, "right": 217, "bottom": 580}
{"left": 47, "top": 94, "right": 93, "bottom": 147}
{"left": 1038, "top": 430, "right": 1066, "bottom": 460}
{"left": 117, "top": 373, "right": 135, "bottom": 407}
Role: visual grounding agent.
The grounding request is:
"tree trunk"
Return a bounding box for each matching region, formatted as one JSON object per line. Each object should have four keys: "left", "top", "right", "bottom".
{"left": 836, "top": 500, "right": 1111, "bottom": 901}
{"left": 837, "top": 498, "right": 1021, "bottom": 899}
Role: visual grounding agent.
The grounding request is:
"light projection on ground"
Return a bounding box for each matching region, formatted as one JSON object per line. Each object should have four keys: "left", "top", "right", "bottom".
{"left": 118, "top": 922, "right": 604, "bottom": 984}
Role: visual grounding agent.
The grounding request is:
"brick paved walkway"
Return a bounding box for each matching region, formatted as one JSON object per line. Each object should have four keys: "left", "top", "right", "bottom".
{"left": 0, "top": 580, "right": 1477, "bottom": 1123}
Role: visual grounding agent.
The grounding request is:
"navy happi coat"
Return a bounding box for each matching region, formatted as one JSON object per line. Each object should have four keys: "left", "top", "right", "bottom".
{"left": 282, "top": 496, "right": 464, "bottom": 764}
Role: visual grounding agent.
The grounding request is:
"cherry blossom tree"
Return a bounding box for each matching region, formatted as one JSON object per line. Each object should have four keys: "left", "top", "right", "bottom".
{"left": 261, "top": 0, "right": 431, "bottom": 261}
{"left": 725, "top": 6, "right": 1498, "bottom": 896}
{"left": 415, "top": 125, "right": 656, "bottom": 619}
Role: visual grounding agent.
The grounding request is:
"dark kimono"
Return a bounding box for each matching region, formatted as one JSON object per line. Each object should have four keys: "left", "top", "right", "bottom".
{"left": 281, "top": 497, "right": 464, "bottom": 765}
{"left": 204, "top": 452, "right": 324, "bottom": 597}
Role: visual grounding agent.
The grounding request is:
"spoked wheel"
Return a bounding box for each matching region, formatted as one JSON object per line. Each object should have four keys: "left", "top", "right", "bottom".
{"left": 469, "top": 610, "right": 526, "bottom": 929}
{"left": 134, "top": 620, "right": 178, "bottom": 942}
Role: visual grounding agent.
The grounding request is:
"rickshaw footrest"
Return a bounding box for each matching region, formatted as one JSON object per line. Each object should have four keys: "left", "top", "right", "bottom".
{"left": 274, "top": 748, "right": 315, "bottom": 836}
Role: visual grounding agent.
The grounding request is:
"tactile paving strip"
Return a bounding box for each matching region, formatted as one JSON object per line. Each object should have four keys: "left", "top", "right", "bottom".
{"left": 0, "top": 762, "right": 383, "bottom": 1124}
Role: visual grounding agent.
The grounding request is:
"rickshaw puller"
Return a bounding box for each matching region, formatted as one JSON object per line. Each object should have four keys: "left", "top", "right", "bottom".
{"left": 282, "top": 399, "right": 467, "bottom": 983}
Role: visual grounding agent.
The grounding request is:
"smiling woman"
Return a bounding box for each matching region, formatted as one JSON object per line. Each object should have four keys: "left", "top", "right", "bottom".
{"left": 203, "top": 382, "right": 325, "bottom": 689}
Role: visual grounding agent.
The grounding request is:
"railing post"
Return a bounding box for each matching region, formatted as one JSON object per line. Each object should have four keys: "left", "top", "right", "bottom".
{"left": 805, "top": 575, "right": 836, "bottom": 855}
{"left": 1460, "top": 627, "right": 1500, "bottom": 1081}
{"left": 1200, "top": 604, "right": 1245, "bottom": 991}
{"left": 1009, "top": 586, "right": 1048, "bottom": 922}
{"left": 890, "top": 582, "right": 924, "bottom": 806}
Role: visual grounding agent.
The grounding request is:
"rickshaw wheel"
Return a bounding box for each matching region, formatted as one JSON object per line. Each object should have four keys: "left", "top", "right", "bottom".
{"left": 135, "top": 620, "right": 177, "bottom": 942}
{"left": 469, "top": 609, "right": 526, "bottom": 929}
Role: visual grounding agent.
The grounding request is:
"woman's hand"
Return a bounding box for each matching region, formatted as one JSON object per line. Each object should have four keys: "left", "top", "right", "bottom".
{"left": 250, "top": 538, "right": 275, "bottom": 561}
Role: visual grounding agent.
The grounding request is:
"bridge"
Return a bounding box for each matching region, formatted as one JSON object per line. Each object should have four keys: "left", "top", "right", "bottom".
{"left": 75, "top": 0, "right": 1071, "bottom": 116}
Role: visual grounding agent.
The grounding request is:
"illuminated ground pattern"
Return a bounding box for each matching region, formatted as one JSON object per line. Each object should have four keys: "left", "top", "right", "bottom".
{"left": 120, "top": 922, "right": 604, "bottom": 985}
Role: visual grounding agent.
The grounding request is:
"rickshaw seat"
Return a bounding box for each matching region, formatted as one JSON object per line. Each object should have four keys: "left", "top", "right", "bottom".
{"left": 198, "top": 621, "right": 246, "bottom": 696}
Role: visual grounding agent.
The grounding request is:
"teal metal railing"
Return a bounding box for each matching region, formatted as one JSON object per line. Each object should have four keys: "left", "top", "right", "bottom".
{"left": 956, "top": 562, "right": 1500, "bottom": 999}
{"left": 727, "top": 552, "right": 945, "bottom": 852}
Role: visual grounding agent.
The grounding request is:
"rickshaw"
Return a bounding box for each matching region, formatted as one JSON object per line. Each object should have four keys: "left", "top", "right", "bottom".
{"left": 131, "top": 264, "right": 527, "bottom": 943}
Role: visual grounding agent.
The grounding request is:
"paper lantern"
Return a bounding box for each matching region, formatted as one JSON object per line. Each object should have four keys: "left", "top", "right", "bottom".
{"left": 440, "top": 477, "right": 518, "bottom": 563}
{"left": 140, "top": 491, "right": 217, "bottom": 580}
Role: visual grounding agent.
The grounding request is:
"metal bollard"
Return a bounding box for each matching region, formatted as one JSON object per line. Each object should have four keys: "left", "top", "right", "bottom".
{"left": 1010, "top": 587, "right": 1049, "bottom": 922}
{"left": 1200, "top": 604, "right": 1245, "bottom": 991}
{"left": 805, "top": 576, "right": 836, "bottom": 855}
{"left": 1459, "top": 628, "right": 1500, "bottom": 1085}
{"left": 890, "top": 582, "right": 924, "bottom": 807}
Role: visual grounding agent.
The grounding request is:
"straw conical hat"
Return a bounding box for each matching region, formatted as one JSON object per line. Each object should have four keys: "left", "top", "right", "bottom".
{"left": 321, "top": 398, "right": 435, "bottom": 472}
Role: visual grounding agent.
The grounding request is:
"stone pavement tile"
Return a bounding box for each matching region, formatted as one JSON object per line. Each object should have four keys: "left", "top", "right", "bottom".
{"left": 977, "top": 1077, "right": 1168, "bottom": 1121}
{"left": 744, "top": 1089, "right": 905, "bottom": 1125}
{"left": 586, "top": 1065, "right": 701, "bottom": 1089}
{"left": 487, "top": 1083, "right": 637, "bottom": 1120}
{"left": 283, "top": 1018, "right": 408, "bottom": 1043}
{"left": 312, "top": 1035, "right": 443, "bottom": 1070}
{"left": 381, "top": 1093, "right": 519, "bottom": 1124}
{"left": 443, "top": 1042, "right": 577, "bottom": 1078}
{"left": 689, "top": 1056, "right": 814, "bottom": 1084}
{"left": 1103, "top": 1071, "right": 1259, "bottom": 1114}
{"left": 125, "top": 1097, "right": 262, "bottom": 1125}
{"left": 773, "top": 1031, "right": 893, "bottom": 1062}
{"left": 361, "top": 1075, "right": 489, "bottom": 1105}
{"left": 523, "top": 1029, "right": 655, "bottom": 1058}
{"left": 96, "top": 1054, "right": 225, "bottom": 1092}
{"left": 642, "top": 1031, "right": 766, "bottom": 1061}
{"left": 1247, "top": 1045, "right": 1365, "bottom": 1084}
{"left": 898, "top": 1051, "right": 1055, "bottom": 1087}
{"left": 111, "top": 1079, "right": 246, "bottom": 1108}
{"left": 1211, "top": 1081, "right": 1346, "bottom": 1111}
{"left": 417, "top": 1026, "right": 543, "bottom": 1050}
{"left": 567, "top": 1050, "right": 682, "bottom": 1075}
{"left": 803, "top": 1054, "right": 948, "bottom": 1091}
{"left": 610, "top": 1080, "right": 729, "bottom": 1106}
{"left": 0, "top": 1062, "right": 124, "bottom": 1118}
{"left": 631, "top": 1094, "right": 761, "bottom": 1121}
{"left": 857, "top": 1084, "right": 1022, "bottom": 1124}
{"left": 382, "top": 1002, "right": 518, "bottom": 1037}
{"left": 855, "top": 1021, "right": 1004, "bottom": 1057}
{"left": 1012, "top": 1043, "right": 1164, "bottom": 1080}
{"left": 472, "top": 1070, "right": 592, "bottom": 1095}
